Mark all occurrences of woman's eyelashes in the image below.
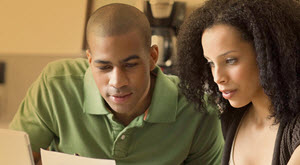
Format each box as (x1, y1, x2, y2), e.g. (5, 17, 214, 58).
(206, 58, 238, 68)
(226, 58, 238, 64)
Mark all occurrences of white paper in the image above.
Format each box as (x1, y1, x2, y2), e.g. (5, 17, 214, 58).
(41, 149, 116, 165)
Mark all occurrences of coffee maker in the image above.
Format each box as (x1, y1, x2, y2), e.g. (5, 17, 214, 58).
(144, 0, 186, 74)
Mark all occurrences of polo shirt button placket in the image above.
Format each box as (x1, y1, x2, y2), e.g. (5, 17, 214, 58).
(112, 134, 130, 158)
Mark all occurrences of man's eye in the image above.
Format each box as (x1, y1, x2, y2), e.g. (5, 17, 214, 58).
(125, 63, 137, 68)
(98, 65, 112, 70)
(226, 58, 237, 64)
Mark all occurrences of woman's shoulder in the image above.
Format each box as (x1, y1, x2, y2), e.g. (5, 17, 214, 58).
(282, 113, 300, 150)
(279, 113, 300, 164)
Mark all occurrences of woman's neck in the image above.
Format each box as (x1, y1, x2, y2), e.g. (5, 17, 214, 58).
(248, 90, 274, 127)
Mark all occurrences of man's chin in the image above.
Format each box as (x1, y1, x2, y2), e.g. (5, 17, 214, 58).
(107, 103, 131, 113)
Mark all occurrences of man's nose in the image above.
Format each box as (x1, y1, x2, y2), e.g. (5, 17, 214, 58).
(109, 67, 129, 89)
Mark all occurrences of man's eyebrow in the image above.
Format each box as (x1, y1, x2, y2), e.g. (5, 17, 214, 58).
(122, 55, 140, 62)
(94, 60, 111, 64)
(93, 55, 140, 64)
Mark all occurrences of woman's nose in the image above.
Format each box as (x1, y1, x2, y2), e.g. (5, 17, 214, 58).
(213, 66, 228, 84)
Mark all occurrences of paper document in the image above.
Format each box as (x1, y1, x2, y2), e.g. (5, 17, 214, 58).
(41, 149, 116, 165)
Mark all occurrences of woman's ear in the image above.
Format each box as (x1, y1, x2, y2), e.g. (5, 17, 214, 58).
(149, 45, 159, 70)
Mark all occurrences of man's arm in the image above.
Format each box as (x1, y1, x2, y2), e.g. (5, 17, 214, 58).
(9, 67, 55, 164)
(184, 109, 224, 165)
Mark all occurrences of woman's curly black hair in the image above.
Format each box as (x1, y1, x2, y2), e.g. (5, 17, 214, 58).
(176, 0, 300, 124)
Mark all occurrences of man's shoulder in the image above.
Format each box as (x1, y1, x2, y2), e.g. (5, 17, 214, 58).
(42, 58, 89, 78)
(163, 75, 213, 116)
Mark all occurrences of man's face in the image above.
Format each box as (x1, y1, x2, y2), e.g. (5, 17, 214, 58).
(87, 30, 157, 117)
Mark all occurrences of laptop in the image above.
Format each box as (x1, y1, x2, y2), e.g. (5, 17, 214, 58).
(0, 129, 34, 165)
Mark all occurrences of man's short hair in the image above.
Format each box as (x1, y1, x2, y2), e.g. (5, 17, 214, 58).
(86, 3, 151, 50)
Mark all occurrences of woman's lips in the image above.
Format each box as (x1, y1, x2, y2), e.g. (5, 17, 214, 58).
(110, 93, 132, 104)
(221, 90, 237, 99)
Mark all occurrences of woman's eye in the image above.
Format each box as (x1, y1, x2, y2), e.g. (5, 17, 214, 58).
(226, 58, 237, 64)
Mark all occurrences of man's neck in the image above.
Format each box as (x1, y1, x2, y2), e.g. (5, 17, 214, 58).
(114, 113, 140, 126)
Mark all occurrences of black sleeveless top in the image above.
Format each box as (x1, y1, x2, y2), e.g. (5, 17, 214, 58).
(221, 110, 300, 165)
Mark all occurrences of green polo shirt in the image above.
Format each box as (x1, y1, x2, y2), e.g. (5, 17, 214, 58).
(10, 58, 223, 165)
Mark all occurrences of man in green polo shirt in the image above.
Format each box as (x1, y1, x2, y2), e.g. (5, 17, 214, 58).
(9, 3, 223, 165)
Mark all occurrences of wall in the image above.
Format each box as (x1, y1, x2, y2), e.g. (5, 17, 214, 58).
(0, 0, 87, 55)
(0, 56, 68, 123)
(0, 0, 88, 128)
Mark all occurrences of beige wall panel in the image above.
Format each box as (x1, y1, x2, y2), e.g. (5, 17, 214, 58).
(91, 0, 141, 12)
(0, 0, 87, 56)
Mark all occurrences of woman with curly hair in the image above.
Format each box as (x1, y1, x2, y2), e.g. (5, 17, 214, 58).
(176, 0, 300, 164)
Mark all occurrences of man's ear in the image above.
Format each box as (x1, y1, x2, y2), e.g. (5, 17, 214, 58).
(86, 49, 92, 65)
(149, 45, 159, 71)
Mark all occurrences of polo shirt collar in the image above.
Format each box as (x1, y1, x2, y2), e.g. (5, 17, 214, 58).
(145, 67, 178, 123)
(83, 67, 110, 115)
(83, 66, 178, 123)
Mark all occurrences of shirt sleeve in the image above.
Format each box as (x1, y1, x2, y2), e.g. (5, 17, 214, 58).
(9, 69, 55, 152)
(184, 105, 224, 165)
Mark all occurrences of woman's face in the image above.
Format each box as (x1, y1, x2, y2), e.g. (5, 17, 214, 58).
(201, 24, 264, 108)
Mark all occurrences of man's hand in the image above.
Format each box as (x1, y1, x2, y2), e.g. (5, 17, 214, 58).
(33, 151, 42, 165)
